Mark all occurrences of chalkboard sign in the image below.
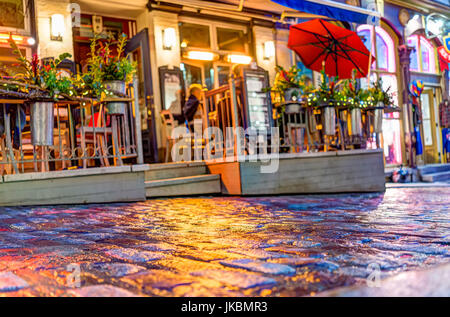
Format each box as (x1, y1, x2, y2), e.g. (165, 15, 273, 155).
(241, 65, 273, 132)
(159, 66, 185, 115)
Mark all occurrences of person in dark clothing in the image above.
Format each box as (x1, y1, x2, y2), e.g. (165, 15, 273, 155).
(183, 84, 203, 123)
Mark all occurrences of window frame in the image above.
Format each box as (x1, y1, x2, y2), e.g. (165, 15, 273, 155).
(357, 24, 403, 166)
(407, 34, 438, 74)
(0, 0, 32, 36)
(178, 16, 249, 55)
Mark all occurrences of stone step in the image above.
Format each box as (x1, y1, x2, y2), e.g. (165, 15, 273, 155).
(418, 164, 450, 176)
(144, 161, 207, 181)
(421, 171, 450, 183)
(145, 174, 221, 197)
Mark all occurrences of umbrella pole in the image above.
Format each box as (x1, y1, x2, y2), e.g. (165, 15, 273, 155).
(367, 26, 374, 85)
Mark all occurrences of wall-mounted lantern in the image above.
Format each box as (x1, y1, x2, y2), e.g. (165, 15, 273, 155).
(227, 54, 252, 64)
(185, 51, 218, 61)
(163, 27, 176, 50)
(264, 41, 275, 60)
(50, 14, 65, 41)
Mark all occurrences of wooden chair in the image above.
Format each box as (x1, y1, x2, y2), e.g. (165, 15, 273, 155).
(77, 104, 111, 168)
(160, 110, 178, 163)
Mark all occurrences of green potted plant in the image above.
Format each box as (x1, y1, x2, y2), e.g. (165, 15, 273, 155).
(272, 65, 310, 111)
(95, 34, 136, 115)
(73, 36, 106, 99)
(9, 38, 73, 146)
(308, 71, 340, 136)
(342, 78, 361, 136)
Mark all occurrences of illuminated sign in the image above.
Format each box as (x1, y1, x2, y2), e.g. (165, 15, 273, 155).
(444, 34, 450, 54)
(438, 46, 450, 63)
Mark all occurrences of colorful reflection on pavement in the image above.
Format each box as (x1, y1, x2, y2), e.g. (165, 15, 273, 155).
(0, 187, 449, 296)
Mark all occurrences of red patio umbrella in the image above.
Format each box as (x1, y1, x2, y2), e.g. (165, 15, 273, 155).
(288, 19, 374, 79)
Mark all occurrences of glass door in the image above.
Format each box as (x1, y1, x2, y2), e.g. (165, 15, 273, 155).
(420, 90, 438, 164)
(181, 61, 205, 91)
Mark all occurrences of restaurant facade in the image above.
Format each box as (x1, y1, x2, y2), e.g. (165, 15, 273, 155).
(0, 0, 449, 206)
(1, 0, 449, 167)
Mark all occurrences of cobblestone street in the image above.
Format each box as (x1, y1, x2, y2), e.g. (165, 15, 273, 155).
(0, 187, 449, 297)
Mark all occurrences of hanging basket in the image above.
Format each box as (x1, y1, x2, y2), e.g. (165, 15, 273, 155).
(308, 108, 318, 133)
(31, 101, 54, 146)
(350, 107, 362, 136)
(104, 80, 127, 115)
(373, 102, 384, 133)
(285, 103, 302, 113)
(322, 105, 336, 136)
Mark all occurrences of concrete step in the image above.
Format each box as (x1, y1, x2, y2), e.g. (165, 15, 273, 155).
(145, 174, 221, 197)
(144, 161, 207, 181)
(418, 164, 450, 176)
(421, 171, 450, 183)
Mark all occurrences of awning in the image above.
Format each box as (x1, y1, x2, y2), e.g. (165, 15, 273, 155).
(272, 0, 382, 25)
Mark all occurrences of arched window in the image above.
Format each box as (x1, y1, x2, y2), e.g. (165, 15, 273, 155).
(357, 25, 396, 73)
(357, 25, 402, 166)
(407, 35, 437, 73)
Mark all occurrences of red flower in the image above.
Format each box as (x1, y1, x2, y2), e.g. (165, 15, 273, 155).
(31, 54, 39, 77)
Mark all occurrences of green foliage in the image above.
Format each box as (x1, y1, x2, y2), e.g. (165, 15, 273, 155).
(271, 65, 313, 94)
(8, 37, 73, 99)
(72, 35, 106, 98)
(369, 78, 395, 106)
(341, 76, 370, 109)
(306, 70, 341, 107)
(75, 33, 137, 98)
(98, 33, 136, 83)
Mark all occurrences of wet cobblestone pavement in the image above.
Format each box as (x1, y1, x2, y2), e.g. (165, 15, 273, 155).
(0, 187, 449, 296)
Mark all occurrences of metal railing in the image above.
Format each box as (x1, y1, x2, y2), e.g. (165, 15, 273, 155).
(198, 81, 382, 160)
(0, 82, 143, 175)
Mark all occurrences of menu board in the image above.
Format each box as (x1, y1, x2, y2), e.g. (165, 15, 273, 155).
(159, 66, 184, 115)
(244, 72, 271, 131)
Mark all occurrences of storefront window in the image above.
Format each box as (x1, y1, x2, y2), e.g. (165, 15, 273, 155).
(181, 63, 203, 91)
(179, 22, 211, 49)
(217, 28, 246, 52)
(376, 33, 388, 71)
(217, 65, 230, 86)
(358, 25, 395, 72)
(407, 35, 437, 74)
(0, 0, 25, 29)
(408, 36, 419, 71)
